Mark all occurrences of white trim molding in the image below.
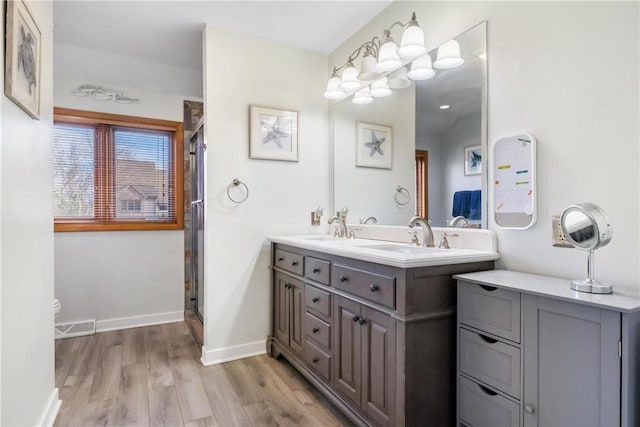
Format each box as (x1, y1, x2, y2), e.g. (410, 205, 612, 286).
(38, 388, 62, 427)
(200, 339, 267, 366)
(95, 310, 184, 332)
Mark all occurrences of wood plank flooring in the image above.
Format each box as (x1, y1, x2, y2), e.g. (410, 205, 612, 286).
(54, 322, 353, 426)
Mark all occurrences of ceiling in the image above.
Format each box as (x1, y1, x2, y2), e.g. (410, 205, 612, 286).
(53, 1, 393, 71)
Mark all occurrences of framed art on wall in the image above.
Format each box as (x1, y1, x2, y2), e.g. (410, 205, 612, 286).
(4, 0, 42, 120)
(464, 145, 482, 176)
(249, 104, 299, 161)
(356, 121, 392, 169)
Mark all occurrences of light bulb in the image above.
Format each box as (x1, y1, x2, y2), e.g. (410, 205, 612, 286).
(339, 62, 360, 90)
(407, 54, 435, 80)
(324, 76, 345, 100)
(352, 87, 374, 104)
(398, 24, 425, 59)
(434, 39, 464, 69)
(370, 77, 392, 98)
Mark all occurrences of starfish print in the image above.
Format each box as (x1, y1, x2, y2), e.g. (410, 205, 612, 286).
(364, 130, 385, 157)
(469, 151, 481, 168)
(261, 117, 290, 148)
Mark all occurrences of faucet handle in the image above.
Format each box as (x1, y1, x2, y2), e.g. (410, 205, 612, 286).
(409, 231, 420, 246)
(438, 232, 459, 249)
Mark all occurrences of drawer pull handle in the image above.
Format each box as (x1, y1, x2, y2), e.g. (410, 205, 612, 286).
(312, 327, 320, 334)
(353, 315, 361, 322)
(313, 268, 321, 274)
(358, 318, 366, 325)
(292, 261, 299, 266)
(339, 276, 348, 283)
(284, 283, 291, 289)
(478, 333, 498, 344)
(312, 358, 319, 364)
(479, 284, 498, 292)
(278, 257, 285, 262)
(524, 405, 535, 414)
(370, 284, 379, 292)
(478, 384, 498, 396)
(312, 297, 320, 303)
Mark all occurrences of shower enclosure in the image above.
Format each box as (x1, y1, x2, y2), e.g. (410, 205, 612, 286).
(189, 122, 205, 322)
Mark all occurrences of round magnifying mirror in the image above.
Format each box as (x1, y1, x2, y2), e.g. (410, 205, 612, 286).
(560, 203, 612, 294)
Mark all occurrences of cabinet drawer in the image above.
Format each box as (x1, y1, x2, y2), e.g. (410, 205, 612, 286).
(275, 249, 304, 276)
(305, 257, 330, 285)
(306, 285, 331, 317)
(332, 263, 395, 309)
(459, 376, 520, 427)
(459, 328, 521, 399)
(303, 340, 331, 382)
(305, 312, 330, 349)
(458, 281, 521, 343)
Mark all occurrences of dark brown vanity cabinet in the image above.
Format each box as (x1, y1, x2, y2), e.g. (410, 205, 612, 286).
(269, 242, 494, 427)
(274, 271, 304, 356)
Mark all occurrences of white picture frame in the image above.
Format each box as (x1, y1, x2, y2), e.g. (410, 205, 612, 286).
(249, 104, 299, 162)
(356, 122, 392, 169)
(464, 145, 482, 176)
(4, 0, 41, 120)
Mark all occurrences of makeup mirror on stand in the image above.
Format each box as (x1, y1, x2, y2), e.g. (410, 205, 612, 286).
(560, 202, 613, 294)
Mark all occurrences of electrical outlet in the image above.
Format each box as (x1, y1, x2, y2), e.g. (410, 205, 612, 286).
(552, 215, 573, 248)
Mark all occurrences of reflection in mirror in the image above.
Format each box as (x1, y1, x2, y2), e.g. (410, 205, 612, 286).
(331, 21, 487, 226)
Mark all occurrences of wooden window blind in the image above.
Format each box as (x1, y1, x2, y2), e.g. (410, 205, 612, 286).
(53, 108, 184, 232)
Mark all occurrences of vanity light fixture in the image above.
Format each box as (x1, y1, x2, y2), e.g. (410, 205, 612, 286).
(407, 53, 435, 80)
(433, 39, 465, 69)
(324, 12, 430, 102)
(352, 87, 374, 104)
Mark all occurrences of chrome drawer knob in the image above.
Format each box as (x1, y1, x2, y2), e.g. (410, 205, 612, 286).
(312, 328, 319, 334)
(525, 405, 535, 414)
(312, 297, 319, 303)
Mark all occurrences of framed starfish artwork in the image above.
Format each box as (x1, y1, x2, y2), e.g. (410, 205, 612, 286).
(4, 0, 41, 120)
(464, 145, 482, 176)
(356, 122, 392, 169)
(249, 104, 299, 161)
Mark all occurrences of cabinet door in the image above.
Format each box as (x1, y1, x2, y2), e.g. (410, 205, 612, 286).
(289, 279, 304, 355)
(361, 306, 396, 427)
(523, 295, 620, 427)
(274, 272, 290, 346)
(333, 295, 362, 406)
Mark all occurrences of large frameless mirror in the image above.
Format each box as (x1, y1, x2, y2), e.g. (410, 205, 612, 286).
(561, 202, 613, 294)
(331, 21, 487, 227)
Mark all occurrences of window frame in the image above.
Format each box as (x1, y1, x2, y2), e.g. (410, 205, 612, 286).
(415, 149, 428, 218)
(53, 107, 184, 232)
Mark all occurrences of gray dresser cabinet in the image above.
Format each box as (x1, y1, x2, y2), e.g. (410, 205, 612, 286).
(269, 242, 494, 427)
(456, 270, 640, 427)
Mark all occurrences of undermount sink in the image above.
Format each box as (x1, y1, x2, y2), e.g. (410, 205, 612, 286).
(358, 244, 444, 254)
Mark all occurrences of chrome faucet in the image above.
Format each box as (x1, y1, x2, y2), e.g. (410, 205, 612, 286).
(360, 216, 377, 224)
(408, 215, 435, 247)
(448, 216, 469, 228)
(328, 215, 348, 238)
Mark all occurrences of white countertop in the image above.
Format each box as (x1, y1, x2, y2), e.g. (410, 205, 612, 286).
(454, 270, 640, 313)
(268, 235, 500, 269)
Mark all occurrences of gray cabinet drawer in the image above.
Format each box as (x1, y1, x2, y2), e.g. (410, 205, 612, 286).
(306, 285, 331, 317)
(304, 339, 331, 382)
(305, 257, 330, 285)
(459, 376, 520, 427)
(275, 248, 304, 276)
(459, 328, 521, 399)
(305, 311, 330, 349)
(332, 263, 395, 309)
(458, 281, 521, 343)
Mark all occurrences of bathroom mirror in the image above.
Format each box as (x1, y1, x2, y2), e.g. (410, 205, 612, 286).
(331, 21, 487, 227)
(561, 202, 613, 294)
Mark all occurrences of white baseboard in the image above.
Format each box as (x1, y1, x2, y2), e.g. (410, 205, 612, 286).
(200, 339, 267, 366)
(95, 310, 184, 332)
(37, 388, 62, 427)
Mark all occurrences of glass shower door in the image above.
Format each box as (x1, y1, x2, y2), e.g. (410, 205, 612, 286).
(190, 125, 205, 322)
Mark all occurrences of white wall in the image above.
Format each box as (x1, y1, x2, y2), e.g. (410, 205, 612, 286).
(333, 1, 639, 289)
(1, 1, 60, 425)
(333, 88, 415, 224)
(53, 42, 200, 327)
(202, 26, 330, 362)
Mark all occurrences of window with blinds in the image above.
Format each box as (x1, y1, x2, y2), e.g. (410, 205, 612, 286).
(52, 108, 184, 232)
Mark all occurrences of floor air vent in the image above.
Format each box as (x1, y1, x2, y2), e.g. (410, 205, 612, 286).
(55, 319, 96, 339)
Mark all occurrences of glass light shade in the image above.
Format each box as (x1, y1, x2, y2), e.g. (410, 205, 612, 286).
(387, 66, 411, 89)
(377, 40, 402, 72)
(397, 25, 426, 59)
(358, 53, 382, 81)
(407, 54, 435, 80)
(339, 64, 360, 90)
(370, 77, 392, 98)
(352, 87, 374, 104)
(324, 76, 345, 100)
(433, 39, 465, 69)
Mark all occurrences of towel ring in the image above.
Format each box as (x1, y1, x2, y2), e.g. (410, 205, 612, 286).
(395, 186, 410, 206)
(227, 179, 249, 204)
